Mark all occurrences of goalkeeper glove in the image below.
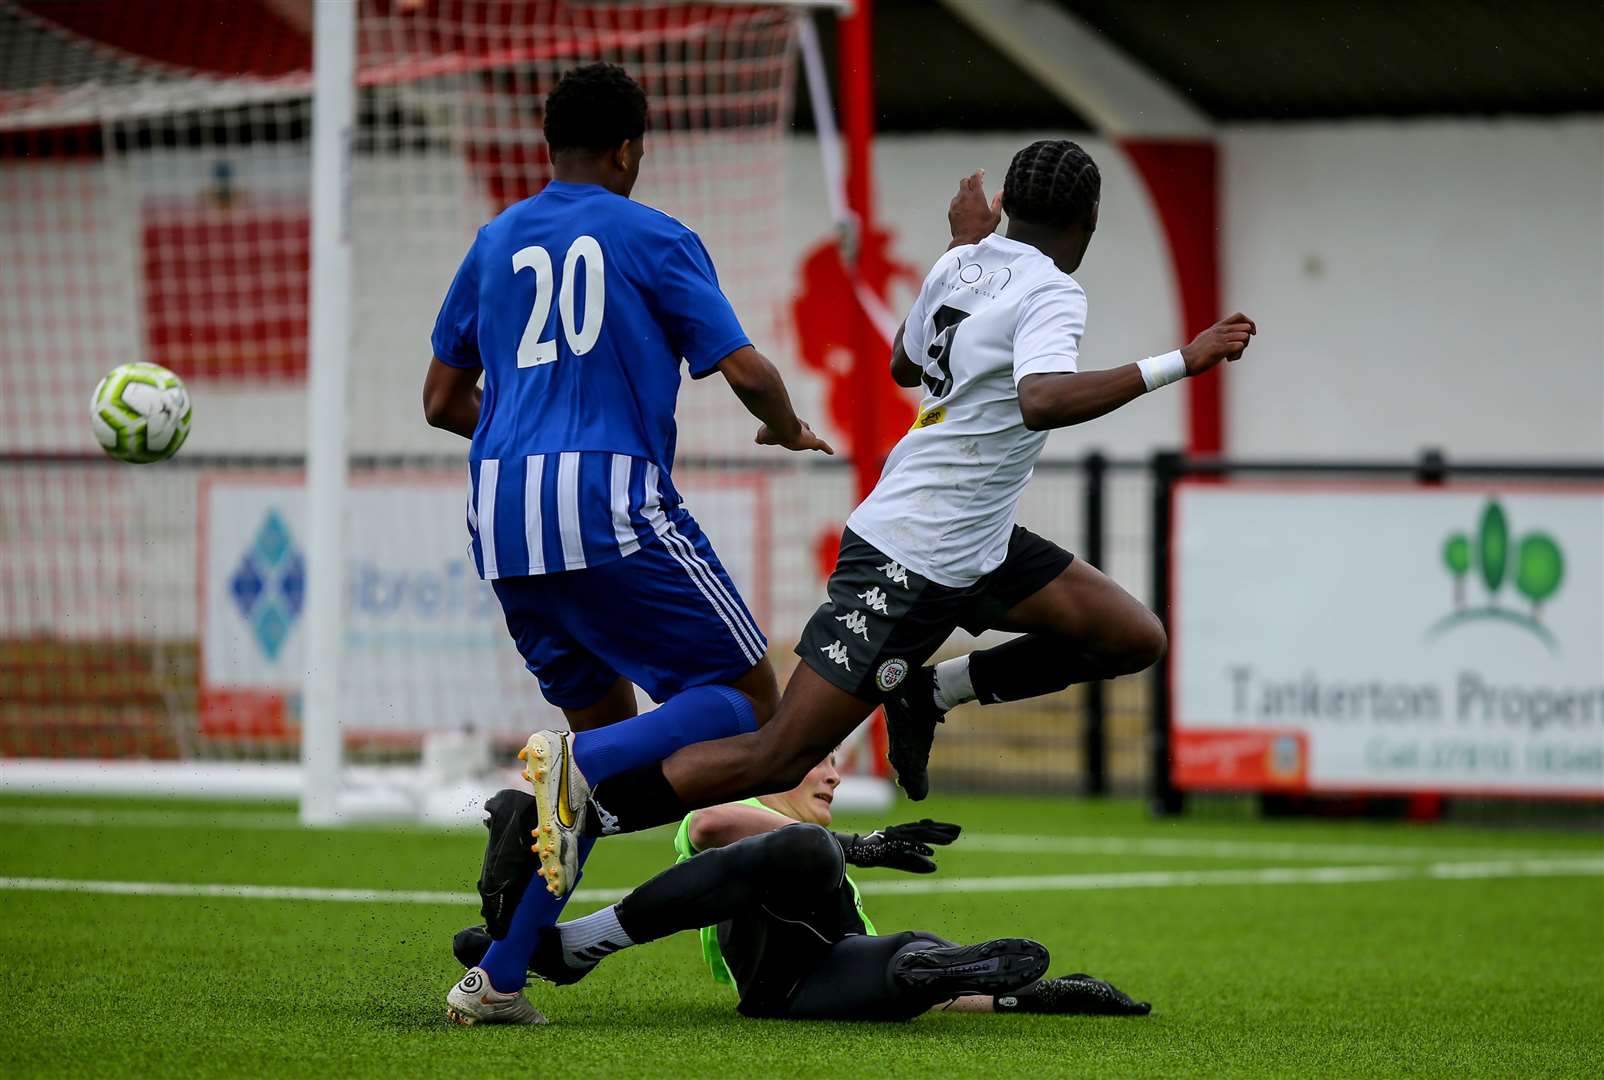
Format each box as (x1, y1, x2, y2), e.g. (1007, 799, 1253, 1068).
(835, 818, 962, 874)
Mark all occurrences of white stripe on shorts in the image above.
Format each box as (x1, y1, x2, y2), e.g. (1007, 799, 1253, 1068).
(523, 455, 546, 574)
(476, 458, 500, 579)
(638, 463, 671, 539)
(662, 523, 766, 661)
(666, 523, 766, 656)
(609, 454, 641, 558)
(556, 451, 585, 570)
(658, 529, 762, 667)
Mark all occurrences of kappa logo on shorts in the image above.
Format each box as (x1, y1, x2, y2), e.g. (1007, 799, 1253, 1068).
(876, 658, 910, 691)
(822, 640, 853, 670)
(877, 561, 910, 588)
(858, 586, 890, 614)
(836, 609, 871, 639)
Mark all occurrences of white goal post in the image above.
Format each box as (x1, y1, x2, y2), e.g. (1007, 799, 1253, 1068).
(302, 0, 356, 825)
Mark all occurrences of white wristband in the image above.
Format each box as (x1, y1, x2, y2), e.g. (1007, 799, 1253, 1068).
(1137, 349, 1187, 392)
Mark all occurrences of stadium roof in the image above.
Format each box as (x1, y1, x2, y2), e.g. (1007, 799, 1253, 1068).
(809, 0, 1604, 132)
(1057, 0, 1604, 121)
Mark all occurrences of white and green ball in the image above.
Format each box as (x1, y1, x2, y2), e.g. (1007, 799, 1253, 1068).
(90, 362, 192, 464)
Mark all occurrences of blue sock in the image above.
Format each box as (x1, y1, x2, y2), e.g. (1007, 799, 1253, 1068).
(479, 834, 596, 992)
(571, 684, 757, 785)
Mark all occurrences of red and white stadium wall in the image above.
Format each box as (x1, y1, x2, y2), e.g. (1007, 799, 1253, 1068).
(14, 128, 1594, 465)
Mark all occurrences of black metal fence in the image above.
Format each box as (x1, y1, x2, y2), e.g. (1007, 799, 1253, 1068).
(926, 452, 1154, 796)
(4, 446, 1598, 811)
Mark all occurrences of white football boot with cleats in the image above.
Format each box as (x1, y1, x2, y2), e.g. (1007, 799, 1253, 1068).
(445, 966, 547, 1026)
(518, 729, 590, 898)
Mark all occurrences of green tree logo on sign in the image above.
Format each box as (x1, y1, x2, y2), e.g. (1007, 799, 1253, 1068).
(1430, 499, 1565, 652)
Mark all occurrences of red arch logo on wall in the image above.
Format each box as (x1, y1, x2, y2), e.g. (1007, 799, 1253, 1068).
(791, 223, 919, 582)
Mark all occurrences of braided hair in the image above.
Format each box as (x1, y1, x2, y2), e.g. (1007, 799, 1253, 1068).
(543, 63, 648, 155)
(1002, 140, 1100, 229)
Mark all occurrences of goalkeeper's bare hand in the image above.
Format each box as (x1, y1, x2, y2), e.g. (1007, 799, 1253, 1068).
(838, 818, 962, 874)
(948, 169, 1003, 248)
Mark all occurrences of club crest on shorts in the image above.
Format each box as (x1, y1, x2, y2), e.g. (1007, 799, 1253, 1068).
(875, 657, 910, 691)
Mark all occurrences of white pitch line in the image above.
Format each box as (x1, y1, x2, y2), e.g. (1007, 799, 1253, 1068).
(958, 832, 1600, 864)
(0, 877, 487, 906)
(0, 808, 313, 832)
(0, 877, 633, 906)
(0, 806, 667, 840)
(857, 857, 1604, 896)
(1, 858, 1599, 908)
(2, 807, 1593, 865)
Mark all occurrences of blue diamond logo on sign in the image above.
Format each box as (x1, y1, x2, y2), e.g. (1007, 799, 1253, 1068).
(229, 557, 264, 616)
(253, 510, 293, 568)
(230, 510, 304, 661)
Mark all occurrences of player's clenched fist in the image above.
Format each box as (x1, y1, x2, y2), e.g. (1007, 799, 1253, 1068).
(1180, 312, 1257, 375)
(948, 168, 1004, 248)
(754, 419, 834, 455)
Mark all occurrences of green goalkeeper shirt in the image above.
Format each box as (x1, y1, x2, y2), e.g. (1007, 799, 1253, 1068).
(672, 799, 877, 986)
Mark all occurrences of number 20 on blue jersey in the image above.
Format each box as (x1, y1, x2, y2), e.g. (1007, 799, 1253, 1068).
(513, 235, 606, 368)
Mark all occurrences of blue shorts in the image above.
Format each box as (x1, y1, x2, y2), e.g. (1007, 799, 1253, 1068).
(491, 508, 768, 709)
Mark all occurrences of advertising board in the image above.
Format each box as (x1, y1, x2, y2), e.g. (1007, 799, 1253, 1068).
(1171, 483, 1603, 798)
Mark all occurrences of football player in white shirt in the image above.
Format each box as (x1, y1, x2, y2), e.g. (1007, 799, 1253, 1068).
(535, 139, 1256, 837)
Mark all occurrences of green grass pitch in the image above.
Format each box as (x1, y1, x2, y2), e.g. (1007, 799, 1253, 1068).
(1, 791, 1600, 1078)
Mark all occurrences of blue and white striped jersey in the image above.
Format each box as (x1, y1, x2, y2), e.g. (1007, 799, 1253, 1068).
(431, 181, 750, 579)
(467, 451, 681, 578)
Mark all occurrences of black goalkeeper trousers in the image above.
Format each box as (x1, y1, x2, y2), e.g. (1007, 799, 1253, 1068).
(614, 822, 955, 1021)
(776, 929, 957, 1022)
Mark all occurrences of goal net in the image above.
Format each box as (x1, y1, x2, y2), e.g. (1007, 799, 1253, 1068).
(0, 0, 889, 818)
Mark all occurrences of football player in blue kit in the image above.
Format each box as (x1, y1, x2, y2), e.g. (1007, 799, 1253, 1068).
(422, 62, 830, 1024)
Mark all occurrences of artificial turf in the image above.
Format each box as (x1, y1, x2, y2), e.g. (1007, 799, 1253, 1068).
(0, 792, 1600, 1078)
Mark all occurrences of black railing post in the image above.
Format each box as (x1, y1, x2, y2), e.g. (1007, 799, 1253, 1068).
(1082, 450, 1108, 795)
(1149, 450, 1184, 816)
(1417, 446, 1447, 485)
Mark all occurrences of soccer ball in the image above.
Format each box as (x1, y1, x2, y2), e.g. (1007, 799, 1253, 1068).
(90, 362, 193, 464)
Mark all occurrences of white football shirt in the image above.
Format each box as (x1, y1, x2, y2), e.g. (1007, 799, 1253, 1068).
(846, 233, 1086, 588)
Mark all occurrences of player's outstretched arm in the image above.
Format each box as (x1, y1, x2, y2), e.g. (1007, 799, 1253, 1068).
(686, 802, 796, 851)
(422, 357, 482, 439)
(718, 345, 834, 454)
(1017, 312, 1257, 430)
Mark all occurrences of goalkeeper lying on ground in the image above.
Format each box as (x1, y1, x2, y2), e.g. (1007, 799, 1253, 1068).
(450, 754, 1150, 1023)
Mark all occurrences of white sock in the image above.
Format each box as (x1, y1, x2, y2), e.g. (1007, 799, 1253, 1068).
(557, 904, 634, 967)
(931, 656, 975, 711)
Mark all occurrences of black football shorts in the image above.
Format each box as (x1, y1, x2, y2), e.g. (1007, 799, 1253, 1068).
(795, 525, 1073, 702)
